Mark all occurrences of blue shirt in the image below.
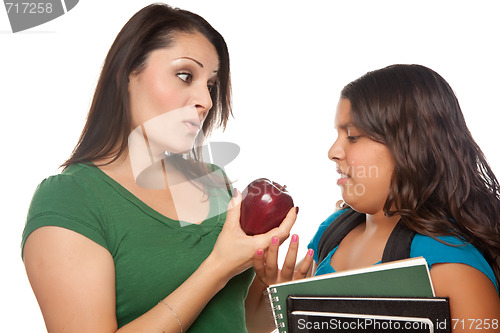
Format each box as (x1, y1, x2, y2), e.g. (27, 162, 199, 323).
(308, 209, 498, 292)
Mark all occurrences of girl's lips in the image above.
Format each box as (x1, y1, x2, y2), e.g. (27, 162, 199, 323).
(336, 169, 351, 186)
(337, 174, 351, 186)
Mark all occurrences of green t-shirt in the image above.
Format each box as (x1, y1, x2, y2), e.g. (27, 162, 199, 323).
(22, 163, 254, 331)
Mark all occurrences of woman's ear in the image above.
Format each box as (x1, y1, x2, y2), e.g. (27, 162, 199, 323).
(127, 70, 140, 93)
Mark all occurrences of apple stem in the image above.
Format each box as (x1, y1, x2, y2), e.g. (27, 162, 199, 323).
(280, 185, 287, 191)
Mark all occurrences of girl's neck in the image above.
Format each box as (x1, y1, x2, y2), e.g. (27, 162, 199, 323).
(365, 211, 400, 235)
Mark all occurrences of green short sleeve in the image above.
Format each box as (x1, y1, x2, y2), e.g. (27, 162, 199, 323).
(22, 170, 109, 257)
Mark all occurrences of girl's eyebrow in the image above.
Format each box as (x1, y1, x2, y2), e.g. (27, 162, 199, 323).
(335, 122, 356, 130)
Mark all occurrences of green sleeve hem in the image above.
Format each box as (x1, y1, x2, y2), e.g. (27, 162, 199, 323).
(21, 212, 109, 259)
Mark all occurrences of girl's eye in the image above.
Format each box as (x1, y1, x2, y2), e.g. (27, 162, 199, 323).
(347, 135, 361, 143)
(177, 72, 192, 83)
(346, 127, 362, 142)
(208, 82, 215, 92)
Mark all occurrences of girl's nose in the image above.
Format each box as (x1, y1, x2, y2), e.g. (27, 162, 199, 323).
(328, 137, 344, 161)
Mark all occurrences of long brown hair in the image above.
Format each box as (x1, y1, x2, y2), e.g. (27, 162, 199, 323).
(341, 64, 500, 287)
(62, 3, 232, 178)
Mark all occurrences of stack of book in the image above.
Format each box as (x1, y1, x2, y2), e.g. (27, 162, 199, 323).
(267, 257, 450, 333)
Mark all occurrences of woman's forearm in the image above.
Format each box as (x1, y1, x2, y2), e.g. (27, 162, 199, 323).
(117, 254, 232, 333)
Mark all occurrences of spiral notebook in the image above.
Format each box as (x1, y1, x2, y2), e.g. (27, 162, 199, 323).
(267, 257, 435, 333)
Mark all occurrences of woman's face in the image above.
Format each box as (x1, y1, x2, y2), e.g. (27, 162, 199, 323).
(128, 31, 219, 155)
(328, 98, 395, 215)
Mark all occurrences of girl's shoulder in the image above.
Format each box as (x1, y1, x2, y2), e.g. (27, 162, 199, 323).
(411, 233, 497, 291)
(308, 209, 350, 262)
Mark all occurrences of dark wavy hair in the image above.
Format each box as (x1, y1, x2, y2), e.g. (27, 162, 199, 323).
(62, 3, 232, 184)
(341, 64, 500, 287)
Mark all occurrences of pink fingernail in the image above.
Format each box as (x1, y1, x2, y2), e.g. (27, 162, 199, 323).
(272, 236, 279, 244)
(291, 234, 298, 243)
(308, 249, 314, 256)
(257, 249, 263, 256)
(232, 188, 239, 198)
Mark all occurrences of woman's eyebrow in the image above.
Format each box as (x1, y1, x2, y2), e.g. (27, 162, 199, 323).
(176, 57, 219, 74)
(177, 56, 204, 68)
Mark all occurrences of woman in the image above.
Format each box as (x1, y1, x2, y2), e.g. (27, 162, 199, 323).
(255, 64, 500, 332)
(21, 4, 296, 332)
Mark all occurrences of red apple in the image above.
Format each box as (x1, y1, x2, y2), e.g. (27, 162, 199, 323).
(240, 178, 294, 235)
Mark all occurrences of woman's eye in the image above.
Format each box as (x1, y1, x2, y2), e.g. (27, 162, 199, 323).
(208, 82, 215, 92)
(177, 72, 192, 83)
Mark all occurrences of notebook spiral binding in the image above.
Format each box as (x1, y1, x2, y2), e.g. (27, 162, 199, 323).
(269, 287, 287, 332)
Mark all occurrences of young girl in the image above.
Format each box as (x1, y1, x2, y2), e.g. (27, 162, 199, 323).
(21, 4, 296, 332)
(255, 64, 500, 332)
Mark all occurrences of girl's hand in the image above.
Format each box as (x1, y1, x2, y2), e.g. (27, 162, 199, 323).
(253, 233, 314, 287)
(208, 190, 298, 280)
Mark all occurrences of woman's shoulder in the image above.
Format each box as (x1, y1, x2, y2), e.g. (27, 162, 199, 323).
(32, 164, 102, 198)
(23, 163, 111, 255)
(27, 164, 108, 220)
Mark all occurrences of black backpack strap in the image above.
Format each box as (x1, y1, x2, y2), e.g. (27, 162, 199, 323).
(317, 208, 417, 264)
(381, 221, 416, 263)
(317, 208, 365, 263)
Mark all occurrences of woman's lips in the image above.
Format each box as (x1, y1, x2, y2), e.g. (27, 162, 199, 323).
(184, 120, 201, 134)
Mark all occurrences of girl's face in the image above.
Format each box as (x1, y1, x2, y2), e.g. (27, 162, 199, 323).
(328, 98, 395, 215)
(128, 31, 219, 155)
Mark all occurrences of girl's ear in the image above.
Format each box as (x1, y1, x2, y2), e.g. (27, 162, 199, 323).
(335, 200, 349, 211)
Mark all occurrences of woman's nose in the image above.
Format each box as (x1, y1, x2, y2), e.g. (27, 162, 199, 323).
(192, 85, 213, 120)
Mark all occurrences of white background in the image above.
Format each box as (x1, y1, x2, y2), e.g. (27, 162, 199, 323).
(1, 0, 499, 331)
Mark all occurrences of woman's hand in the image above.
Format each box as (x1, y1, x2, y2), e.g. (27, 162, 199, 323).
(208, 189, 298, 280)
(253, 233, 314, 287)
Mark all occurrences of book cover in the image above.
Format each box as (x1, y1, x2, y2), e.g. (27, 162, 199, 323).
(286, 295, 450, 333)
(267, 257, 434, 333)
(288, 310, 436, 333)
